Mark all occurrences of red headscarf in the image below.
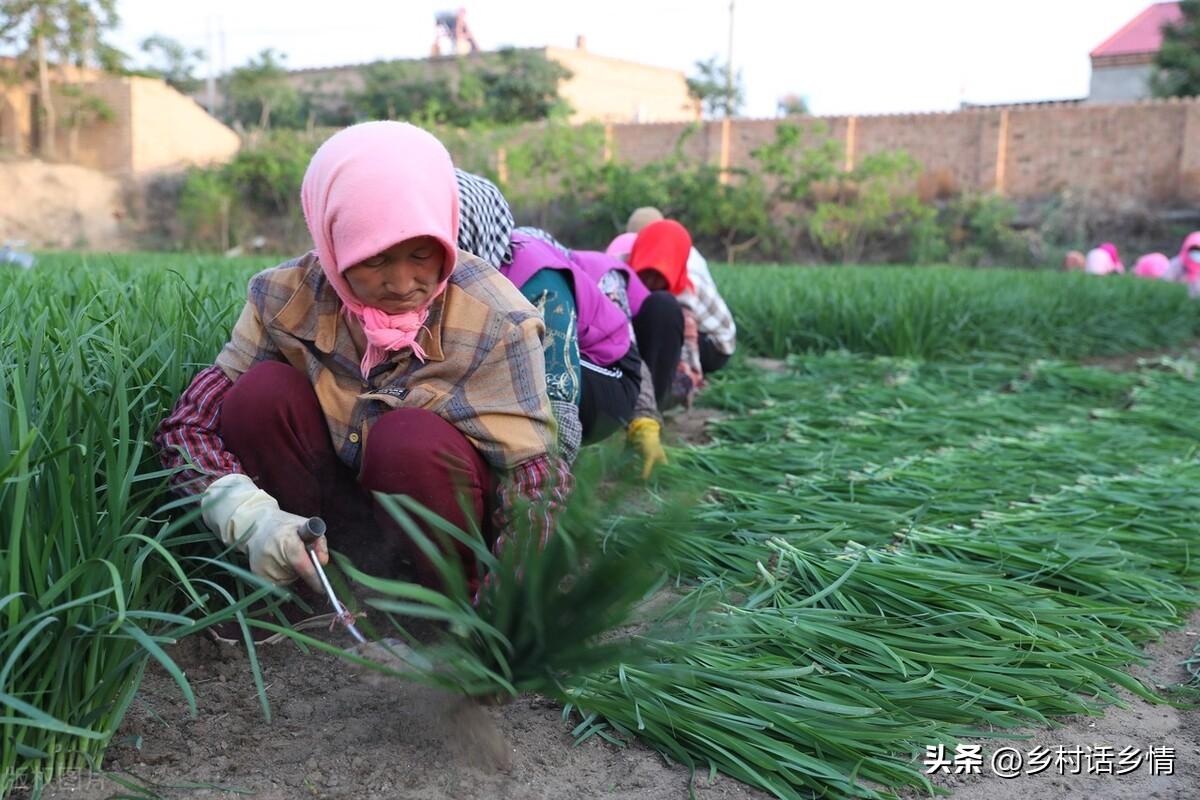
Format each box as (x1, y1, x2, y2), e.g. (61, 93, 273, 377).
(629, 219, 694, 296)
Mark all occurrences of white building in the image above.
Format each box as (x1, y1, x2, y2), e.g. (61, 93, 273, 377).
(1088, 2, 1183, 103)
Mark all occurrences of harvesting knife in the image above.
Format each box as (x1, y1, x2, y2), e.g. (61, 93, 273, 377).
(298, 517, 367, 644)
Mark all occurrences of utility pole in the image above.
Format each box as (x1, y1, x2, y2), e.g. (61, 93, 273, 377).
(205, 16, 216, 114)
(719, 0, 736, 185)
(725, 0, 735, 118)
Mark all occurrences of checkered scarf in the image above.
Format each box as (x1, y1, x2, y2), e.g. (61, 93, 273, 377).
(455, 169, 514, 269)
(514, 226, 571, 257)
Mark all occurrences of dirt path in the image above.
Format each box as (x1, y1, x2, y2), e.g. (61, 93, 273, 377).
(35, 625, 767, 800)
(38, 607, 1198, 800)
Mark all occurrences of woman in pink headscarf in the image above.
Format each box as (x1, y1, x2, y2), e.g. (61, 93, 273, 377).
(1134, 253, 1171, 280)
(155, 122, 563, 627)
(1178, 232, 1200, 297)
(1085, 242, 1125, 275)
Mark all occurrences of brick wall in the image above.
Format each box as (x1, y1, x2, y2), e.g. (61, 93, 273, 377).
(604, 98, 1200, 205)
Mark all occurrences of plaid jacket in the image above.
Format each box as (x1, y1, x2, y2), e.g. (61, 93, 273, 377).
(215, 249, 555, 470)
(681, 248, 737, 356)
(156, 250, 568, 543)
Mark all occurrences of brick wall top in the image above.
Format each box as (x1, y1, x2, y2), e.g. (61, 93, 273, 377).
(603, 100, 1200, 204)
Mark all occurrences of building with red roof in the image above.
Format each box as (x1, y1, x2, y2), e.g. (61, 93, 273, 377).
(1088, 2, 1184, 102)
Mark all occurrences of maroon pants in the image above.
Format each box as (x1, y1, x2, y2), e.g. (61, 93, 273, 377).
(220, 361, 495, 588)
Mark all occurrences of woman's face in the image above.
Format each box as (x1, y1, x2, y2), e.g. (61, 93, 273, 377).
(639, 268, 668, 292)
(344, 236, 445, 314)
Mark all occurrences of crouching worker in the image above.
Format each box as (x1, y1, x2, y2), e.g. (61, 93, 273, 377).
(454, 170, 640, 462)
(617, 219, 737, 409)
(154, 122, 567, 605)
(482, 214, 670, 479)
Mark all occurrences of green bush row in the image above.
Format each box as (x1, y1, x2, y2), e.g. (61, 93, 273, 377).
(168, 121, 1092, 266)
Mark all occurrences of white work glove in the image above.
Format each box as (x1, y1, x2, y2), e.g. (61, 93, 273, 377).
(200, 473, 327, 592)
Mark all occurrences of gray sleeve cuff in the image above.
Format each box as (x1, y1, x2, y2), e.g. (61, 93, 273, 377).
(632, 359, 662, 423)
(550, 399, 583, 465)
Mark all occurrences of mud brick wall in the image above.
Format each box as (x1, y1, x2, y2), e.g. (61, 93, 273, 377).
(605, 98, 1200, 204)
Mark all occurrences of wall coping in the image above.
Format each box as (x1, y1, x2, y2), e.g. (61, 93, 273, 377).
(606, 97, 1200, 128)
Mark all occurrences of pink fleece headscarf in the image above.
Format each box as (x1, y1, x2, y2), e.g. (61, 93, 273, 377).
(1099, 242, 1125, 273)
(605, 232, 637, 261)
(1180, 232, 1200, 284)
(300, 121, 459, 378)
(1086, 243, 1124, 275)
(1134, 253, 1170, 280)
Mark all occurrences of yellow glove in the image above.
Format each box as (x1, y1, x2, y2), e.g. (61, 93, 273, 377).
(627, 417, 668, 480)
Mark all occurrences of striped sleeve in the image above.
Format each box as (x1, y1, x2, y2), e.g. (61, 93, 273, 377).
(683, 277, 737, 356)
(632, 357, 661, 423)
(491, 454, 574, 553)
(154, 366, 245, 497)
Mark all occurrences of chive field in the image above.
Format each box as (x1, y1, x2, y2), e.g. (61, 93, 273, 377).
(4, 254, 1200, 799)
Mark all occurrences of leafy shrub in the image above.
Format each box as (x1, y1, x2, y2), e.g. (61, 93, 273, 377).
(939, 193, 1033, 267)
(177, 168, 236, 251)
(164, 116, 1081, 268)
(176, 131, 317, 250)
(344, 49, 571, 129)
(806, 152, 934, 263)
(750, 124, 935, 263)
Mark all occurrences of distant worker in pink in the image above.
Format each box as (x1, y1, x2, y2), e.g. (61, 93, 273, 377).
(1084, 243, 1124, 276)
(608, 207, 737, 408)
(1179, 232, 1200, 298)
(1062, 250, 1086, 272)
(1133, 253, 1171, 280)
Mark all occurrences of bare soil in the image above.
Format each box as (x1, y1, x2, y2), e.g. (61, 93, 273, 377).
(0, 159, 128, 250)
(664, 405, 726, 446)
(35, 624, 767, 800)
(36, 607, 1199, 800)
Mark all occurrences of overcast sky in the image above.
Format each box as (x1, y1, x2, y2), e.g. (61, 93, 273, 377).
(108, 0, 1157, 117)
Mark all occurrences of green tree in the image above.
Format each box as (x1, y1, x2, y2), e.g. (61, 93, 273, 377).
(1153, 1, 1200, 97)
(57, 81, 111, 159)
(686, 55, 744, 118)
(355, 59, 453, 122)
(224, 48, 298, 130)
(352, 49, 569, 127)
(476, 48, 571, 124)
(777, 93, 809, 116)
(0, 0, 119, 158)
(139, 33, 204, 93)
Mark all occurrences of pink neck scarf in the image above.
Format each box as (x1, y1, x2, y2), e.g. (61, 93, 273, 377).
(300, 121, 460, 377)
